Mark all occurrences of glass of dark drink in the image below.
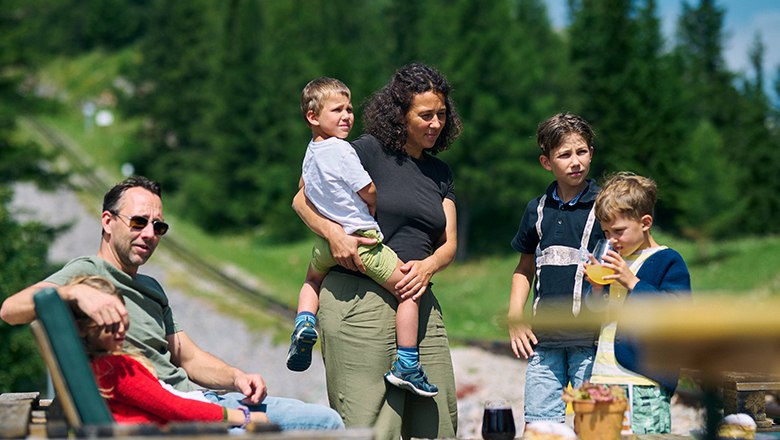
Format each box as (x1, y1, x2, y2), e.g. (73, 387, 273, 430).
(481, 399, 516, 440)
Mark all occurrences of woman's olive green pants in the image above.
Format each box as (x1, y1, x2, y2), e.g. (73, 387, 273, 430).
(318, 271, 458, 440)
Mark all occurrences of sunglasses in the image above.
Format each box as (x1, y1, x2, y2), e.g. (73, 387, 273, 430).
(111, 212, 169, 236)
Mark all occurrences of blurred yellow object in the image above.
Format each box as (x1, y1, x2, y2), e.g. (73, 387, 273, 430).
(512, 295, 780, 378)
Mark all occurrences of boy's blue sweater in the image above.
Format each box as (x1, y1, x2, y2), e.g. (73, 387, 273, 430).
(614, 247, 691, 393)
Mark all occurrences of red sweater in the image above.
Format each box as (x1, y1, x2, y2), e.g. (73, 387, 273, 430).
(90, 354, 224, 425)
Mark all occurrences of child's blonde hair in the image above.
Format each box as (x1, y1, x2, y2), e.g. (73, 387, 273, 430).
(67, 275, 156, 397)
(595, 172, 657, 223)
(300, 77, 351, 125)
(67, 275, 125, 356)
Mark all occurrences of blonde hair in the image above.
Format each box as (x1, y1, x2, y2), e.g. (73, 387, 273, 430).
(300, 77, 351, 124)
(67, 275, 156, 397)
(67, 275, 125, 348)
(595, 172, 657, 223)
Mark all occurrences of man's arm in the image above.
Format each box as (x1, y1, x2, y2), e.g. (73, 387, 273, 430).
(291, 186, 374, 272)
(167, 331, 267, 404)
(507, 253, 537, 359)
(1, 281, 128, 333)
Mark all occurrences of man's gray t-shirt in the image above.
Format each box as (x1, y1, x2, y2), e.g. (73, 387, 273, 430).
(45, 256, 199, 391)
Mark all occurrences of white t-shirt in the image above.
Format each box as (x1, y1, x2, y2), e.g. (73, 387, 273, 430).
(302, 137, 381, 235)
(159, 381, 210, 402)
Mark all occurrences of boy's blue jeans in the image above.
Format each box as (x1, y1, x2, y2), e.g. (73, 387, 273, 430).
(204, 391, 344, 431)
(524, 345, 595, 423)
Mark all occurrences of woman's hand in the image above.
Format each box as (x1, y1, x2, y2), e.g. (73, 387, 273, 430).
(396, 256, 438, 300)
(291, 185, 376, 273)
(330, 233, 376, 273)
(395, 198, 457, 300)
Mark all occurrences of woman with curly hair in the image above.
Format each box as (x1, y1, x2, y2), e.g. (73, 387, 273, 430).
(292, 63, 463, 439)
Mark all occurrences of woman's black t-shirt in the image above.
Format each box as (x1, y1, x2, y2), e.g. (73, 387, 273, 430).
(348, 134, 455, 263)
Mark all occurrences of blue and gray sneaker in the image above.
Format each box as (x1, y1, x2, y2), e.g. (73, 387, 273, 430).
(383, 358, 439, 397)
(286, 322, 318, 372)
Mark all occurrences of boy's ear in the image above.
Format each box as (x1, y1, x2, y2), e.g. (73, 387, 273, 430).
(305, 109, 320, 127)
(641, 214, 653, 231)
(539, 154, 552, 171)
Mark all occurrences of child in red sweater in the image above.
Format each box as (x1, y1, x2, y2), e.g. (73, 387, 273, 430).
(68, 275, 270, 428)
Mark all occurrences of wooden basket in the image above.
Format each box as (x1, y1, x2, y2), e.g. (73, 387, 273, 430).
(572, 400, 627, 440)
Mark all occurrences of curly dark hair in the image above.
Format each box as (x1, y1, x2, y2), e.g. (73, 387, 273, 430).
(362, 63, 462, 155)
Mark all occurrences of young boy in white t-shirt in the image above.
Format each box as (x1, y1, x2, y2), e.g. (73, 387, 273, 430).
(286, 77, 437, 397)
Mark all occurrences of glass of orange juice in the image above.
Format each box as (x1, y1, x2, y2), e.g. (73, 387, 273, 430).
(586, 239, 616, 285)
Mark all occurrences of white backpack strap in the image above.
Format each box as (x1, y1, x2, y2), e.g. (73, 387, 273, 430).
(572, 204, 597, 316)
(535, 194, 546, 240)
(531, 195, 546, 315)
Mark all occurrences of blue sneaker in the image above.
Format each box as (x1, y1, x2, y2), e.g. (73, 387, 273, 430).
(286, 322, 318, 372)
(384, 358, 438, 397)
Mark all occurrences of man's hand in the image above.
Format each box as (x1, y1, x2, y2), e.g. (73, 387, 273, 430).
(509, 320, 537, 359)
(66, 284, 129, 334)
(234, 372, 267, 405)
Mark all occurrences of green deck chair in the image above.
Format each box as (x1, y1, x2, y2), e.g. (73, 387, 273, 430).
(31, 287, 114, 428)
(30, 288, 231, 437)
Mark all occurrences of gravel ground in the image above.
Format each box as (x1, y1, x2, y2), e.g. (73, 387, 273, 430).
(10, 182, 704, 437)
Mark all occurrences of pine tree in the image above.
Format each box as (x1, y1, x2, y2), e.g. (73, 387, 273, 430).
(404, 0, 567, 255)
(672, 120, 743, 253)
(123, 0, 221, 199)
(0, 2, 61, 392)
(568, 0, 639, 176)
(176, 0, 267, 232)
(733, 34, 780, 234)
(621, 0, 689, 229)
(672, 0, 767, 236)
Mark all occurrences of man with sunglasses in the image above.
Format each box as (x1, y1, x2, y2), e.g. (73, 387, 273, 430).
(1, 176, 344, 431)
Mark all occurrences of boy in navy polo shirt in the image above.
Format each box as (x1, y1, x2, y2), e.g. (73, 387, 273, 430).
(507, 113, 604, 427)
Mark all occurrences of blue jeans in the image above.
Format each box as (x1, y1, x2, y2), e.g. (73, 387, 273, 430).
(203, 391, 344, 431)
(524, 345, 595, 423)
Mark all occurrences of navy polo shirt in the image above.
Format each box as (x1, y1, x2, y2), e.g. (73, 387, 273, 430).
(511, 179, 604, 347)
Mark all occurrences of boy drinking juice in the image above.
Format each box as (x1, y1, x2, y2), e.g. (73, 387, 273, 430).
(586, 172, 691, 434)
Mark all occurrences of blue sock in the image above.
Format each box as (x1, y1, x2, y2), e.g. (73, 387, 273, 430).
(397, 346, 419, 368)
(295, 312, 316, 328)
